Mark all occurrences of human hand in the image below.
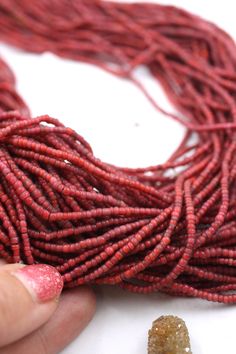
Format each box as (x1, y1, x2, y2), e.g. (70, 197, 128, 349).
(0, 261, 96, 354)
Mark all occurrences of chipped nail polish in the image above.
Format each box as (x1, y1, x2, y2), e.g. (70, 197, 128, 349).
(13, 264, 63, 302)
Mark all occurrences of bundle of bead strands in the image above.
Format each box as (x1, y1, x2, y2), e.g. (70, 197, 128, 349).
(0, 1, 236, 304)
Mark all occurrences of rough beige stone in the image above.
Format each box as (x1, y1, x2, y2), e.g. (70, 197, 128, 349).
(148, 315, 192, 354)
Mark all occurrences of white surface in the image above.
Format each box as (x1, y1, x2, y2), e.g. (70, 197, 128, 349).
(0, 1, 236, 353)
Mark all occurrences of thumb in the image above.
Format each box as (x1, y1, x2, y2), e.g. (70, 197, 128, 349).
(0, 263, 63, 347)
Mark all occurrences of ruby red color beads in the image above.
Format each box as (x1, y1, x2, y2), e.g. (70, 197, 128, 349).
(0, 1, 236, 303)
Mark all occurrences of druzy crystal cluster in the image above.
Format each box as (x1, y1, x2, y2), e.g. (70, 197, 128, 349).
(148, 316, 192, 354)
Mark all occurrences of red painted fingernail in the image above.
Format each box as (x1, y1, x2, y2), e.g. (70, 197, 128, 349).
(13, 264, 63, 302)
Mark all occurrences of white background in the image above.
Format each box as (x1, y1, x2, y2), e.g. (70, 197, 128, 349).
(0, 1, 236, 353)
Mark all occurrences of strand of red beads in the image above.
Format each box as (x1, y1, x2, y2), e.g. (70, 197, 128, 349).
(0, 0, 236, 303)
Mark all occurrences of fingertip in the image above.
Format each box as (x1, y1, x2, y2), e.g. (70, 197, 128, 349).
(36, 285, 96, 353)
(13, 264, 63, 303)
(63, 286, 96, 325)
(0, 286, 96, 354)
(76, 286, 96, 320)
(0, 263, 61, 347)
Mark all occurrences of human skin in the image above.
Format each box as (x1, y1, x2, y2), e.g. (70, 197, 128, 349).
(0, 260, 96, 354)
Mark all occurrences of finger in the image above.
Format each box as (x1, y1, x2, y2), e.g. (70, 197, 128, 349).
(2, 286, 96, 354)
(0, 259, 7, 266)
(0, 264, 63, 347)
